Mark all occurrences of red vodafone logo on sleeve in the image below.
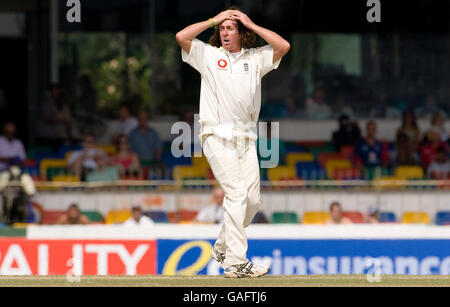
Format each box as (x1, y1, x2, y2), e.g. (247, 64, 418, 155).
(217, 59, 228, 70)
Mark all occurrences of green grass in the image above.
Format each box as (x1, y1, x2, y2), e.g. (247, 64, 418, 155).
(0, 275, 449, 287)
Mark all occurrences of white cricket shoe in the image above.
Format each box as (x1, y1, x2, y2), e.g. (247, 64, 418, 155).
(223, 261, 270, 278)
(211, 247, 226, 264)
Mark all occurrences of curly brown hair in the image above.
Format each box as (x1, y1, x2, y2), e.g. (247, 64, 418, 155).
(208, 6, 257, 49)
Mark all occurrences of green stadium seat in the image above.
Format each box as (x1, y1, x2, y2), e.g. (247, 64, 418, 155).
(81, 211, 104, 223)
(271, 212, 299, 224)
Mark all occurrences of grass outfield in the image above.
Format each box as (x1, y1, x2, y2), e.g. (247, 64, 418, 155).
(0, 275, 449, 287)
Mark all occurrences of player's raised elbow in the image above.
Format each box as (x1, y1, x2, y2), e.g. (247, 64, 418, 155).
(281, 41, 291, 56)
(175, 32, 184, 45)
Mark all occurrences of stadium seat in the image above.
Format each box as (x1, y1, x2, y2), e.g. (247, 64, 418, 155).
(168, 210, 198, 223)
(363, 167, 392, 180)
(342, 211, 364, 223)
(271, 212, 299, 224)
(267, 166, 297, 181)
(192, 156, 209, 170)
(105, 210, 132, 224)
(395, 166, 424, 180)
(435, 211, 450, 226)
(40, 159, 67, 181)
(81, 211, 104, 223)
(285, 152, 315, 166)
(172, 166, 207, 181)
(284, 142, 306, 153)
(379, 212, 397, 223)
(317, 153, 343, 167)
(302, 211, 330, 224)
(52, 175, 80, 182)
(42, 210, 66, 225)
(295, 162, 327, 180)
(333, 167, 361, 180)
(144, 211, 169, 223)
(402, 212, 430, 224)
(252, 211, 269, 224)
(325, 159, 352, 179)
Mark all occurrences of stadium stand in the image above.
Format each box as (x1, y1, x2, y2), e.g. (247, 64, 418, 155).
(379, 212, 397, 223)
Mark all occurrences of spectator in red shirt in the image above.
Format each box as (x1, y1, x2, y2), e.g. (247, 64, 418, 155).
(420, 128, 448, 169)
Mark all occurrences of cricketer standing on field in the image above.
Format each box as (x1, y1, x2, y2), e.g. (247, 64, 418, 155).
(176, 6, 290, 278)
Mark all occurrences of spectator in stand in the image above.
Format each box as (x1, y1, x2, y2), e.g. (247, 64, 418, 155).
(427, 146, 450, 179)
(416, 95, 447, 120)
(369, 93, 401, 118)
(283, 97, 303, 119)
(424, 112, 448, 144)
(110, 103, 138, 144)
(128, 110, 162, 162)
(123, 205, 155, 227)
(354, 121, 389, 170)
(195, 187, 224, 224)
(38, 84, 74, 148)
(56, 203, 91, 225)
(331, 114, 362, 152)
(364, 207, 379, 224)
(112, 134, 140, 178)
(0, 122, 26, 172)
(67, 133, 107, 180)
(397, 109, 421, 151)
(390, 131, 420, 167)
(325, 201, 352, 225)
(86, 152, 119, 182)
(305, 88, 332, 120)
(420, 128, 448, 169)
(333, 94, 355, 120)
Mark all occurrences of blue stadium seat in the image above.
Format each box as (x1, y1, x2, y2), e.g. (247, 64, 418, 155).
(435, 211, 450, 226)
(379, 212, 397, 223)
(57, 145, 82, 158)
(296, 162, 327, 180)
(161, 152, 192, 171)
(285, 143, 307, 154)
(144, 211, 169, 223)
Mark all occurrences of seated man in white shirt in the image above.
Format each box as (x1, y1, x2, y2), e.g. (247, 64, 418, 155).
(0, 122, 26, 172)
(123, 205, 155, 227)
(195, 187, 224, 224)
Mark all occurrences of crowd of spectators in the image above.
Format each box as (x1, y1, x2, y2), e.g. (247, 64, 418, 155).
(331, 109, 449, 178)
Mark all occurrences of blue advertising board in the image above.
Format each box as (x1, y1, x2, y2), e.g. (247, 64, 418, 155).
(157, 239, 450, 275)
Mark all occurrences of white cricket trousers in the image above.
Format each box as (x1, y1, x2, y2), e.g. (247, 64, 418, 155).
(202, 134, 261, 267)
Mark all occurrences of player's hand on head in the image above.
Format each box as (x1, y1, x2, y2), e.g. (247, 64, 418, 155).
(212, 10, 236, 26)
(229, 10, 255, 30)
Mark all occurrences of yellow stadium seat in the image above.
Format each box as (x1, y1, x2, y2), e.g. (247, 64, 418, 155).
(402, 212, 430, 224)
(395, 166, 424, 180)
(285, 153, 315, 166)
(192, 156, 209, 170)
(267, 166, 297, 181)
(105, 210, 132, 224)
(52, 175, 80, 182)
(303, 211, 330, 224)
(96, 145, 116, 155)
(172, 166, 207, 181)
(40, 159, 67, 180)
(325, 159, 352, 179)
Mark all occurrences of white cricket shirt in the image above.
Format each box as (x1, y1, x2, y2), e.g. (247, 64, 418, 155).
(181, 38, 281, 144)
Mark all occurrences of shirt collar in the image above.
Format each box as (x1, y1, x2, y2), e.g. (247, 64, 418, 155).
(219, 46, 249, 60)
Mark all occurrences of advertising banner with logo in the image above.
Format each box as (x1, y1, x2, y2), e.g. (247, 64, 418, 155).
(0, 239, 156, 275)
(157, 239, 450, 276)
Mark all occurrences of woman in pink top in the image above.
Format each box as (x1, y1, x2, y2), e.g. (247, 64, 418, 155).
(112, 134, 140, 177)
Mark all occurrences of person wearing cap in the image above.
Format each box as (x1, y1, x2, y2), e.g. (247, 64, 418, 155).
(123, 206, 155, 227)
